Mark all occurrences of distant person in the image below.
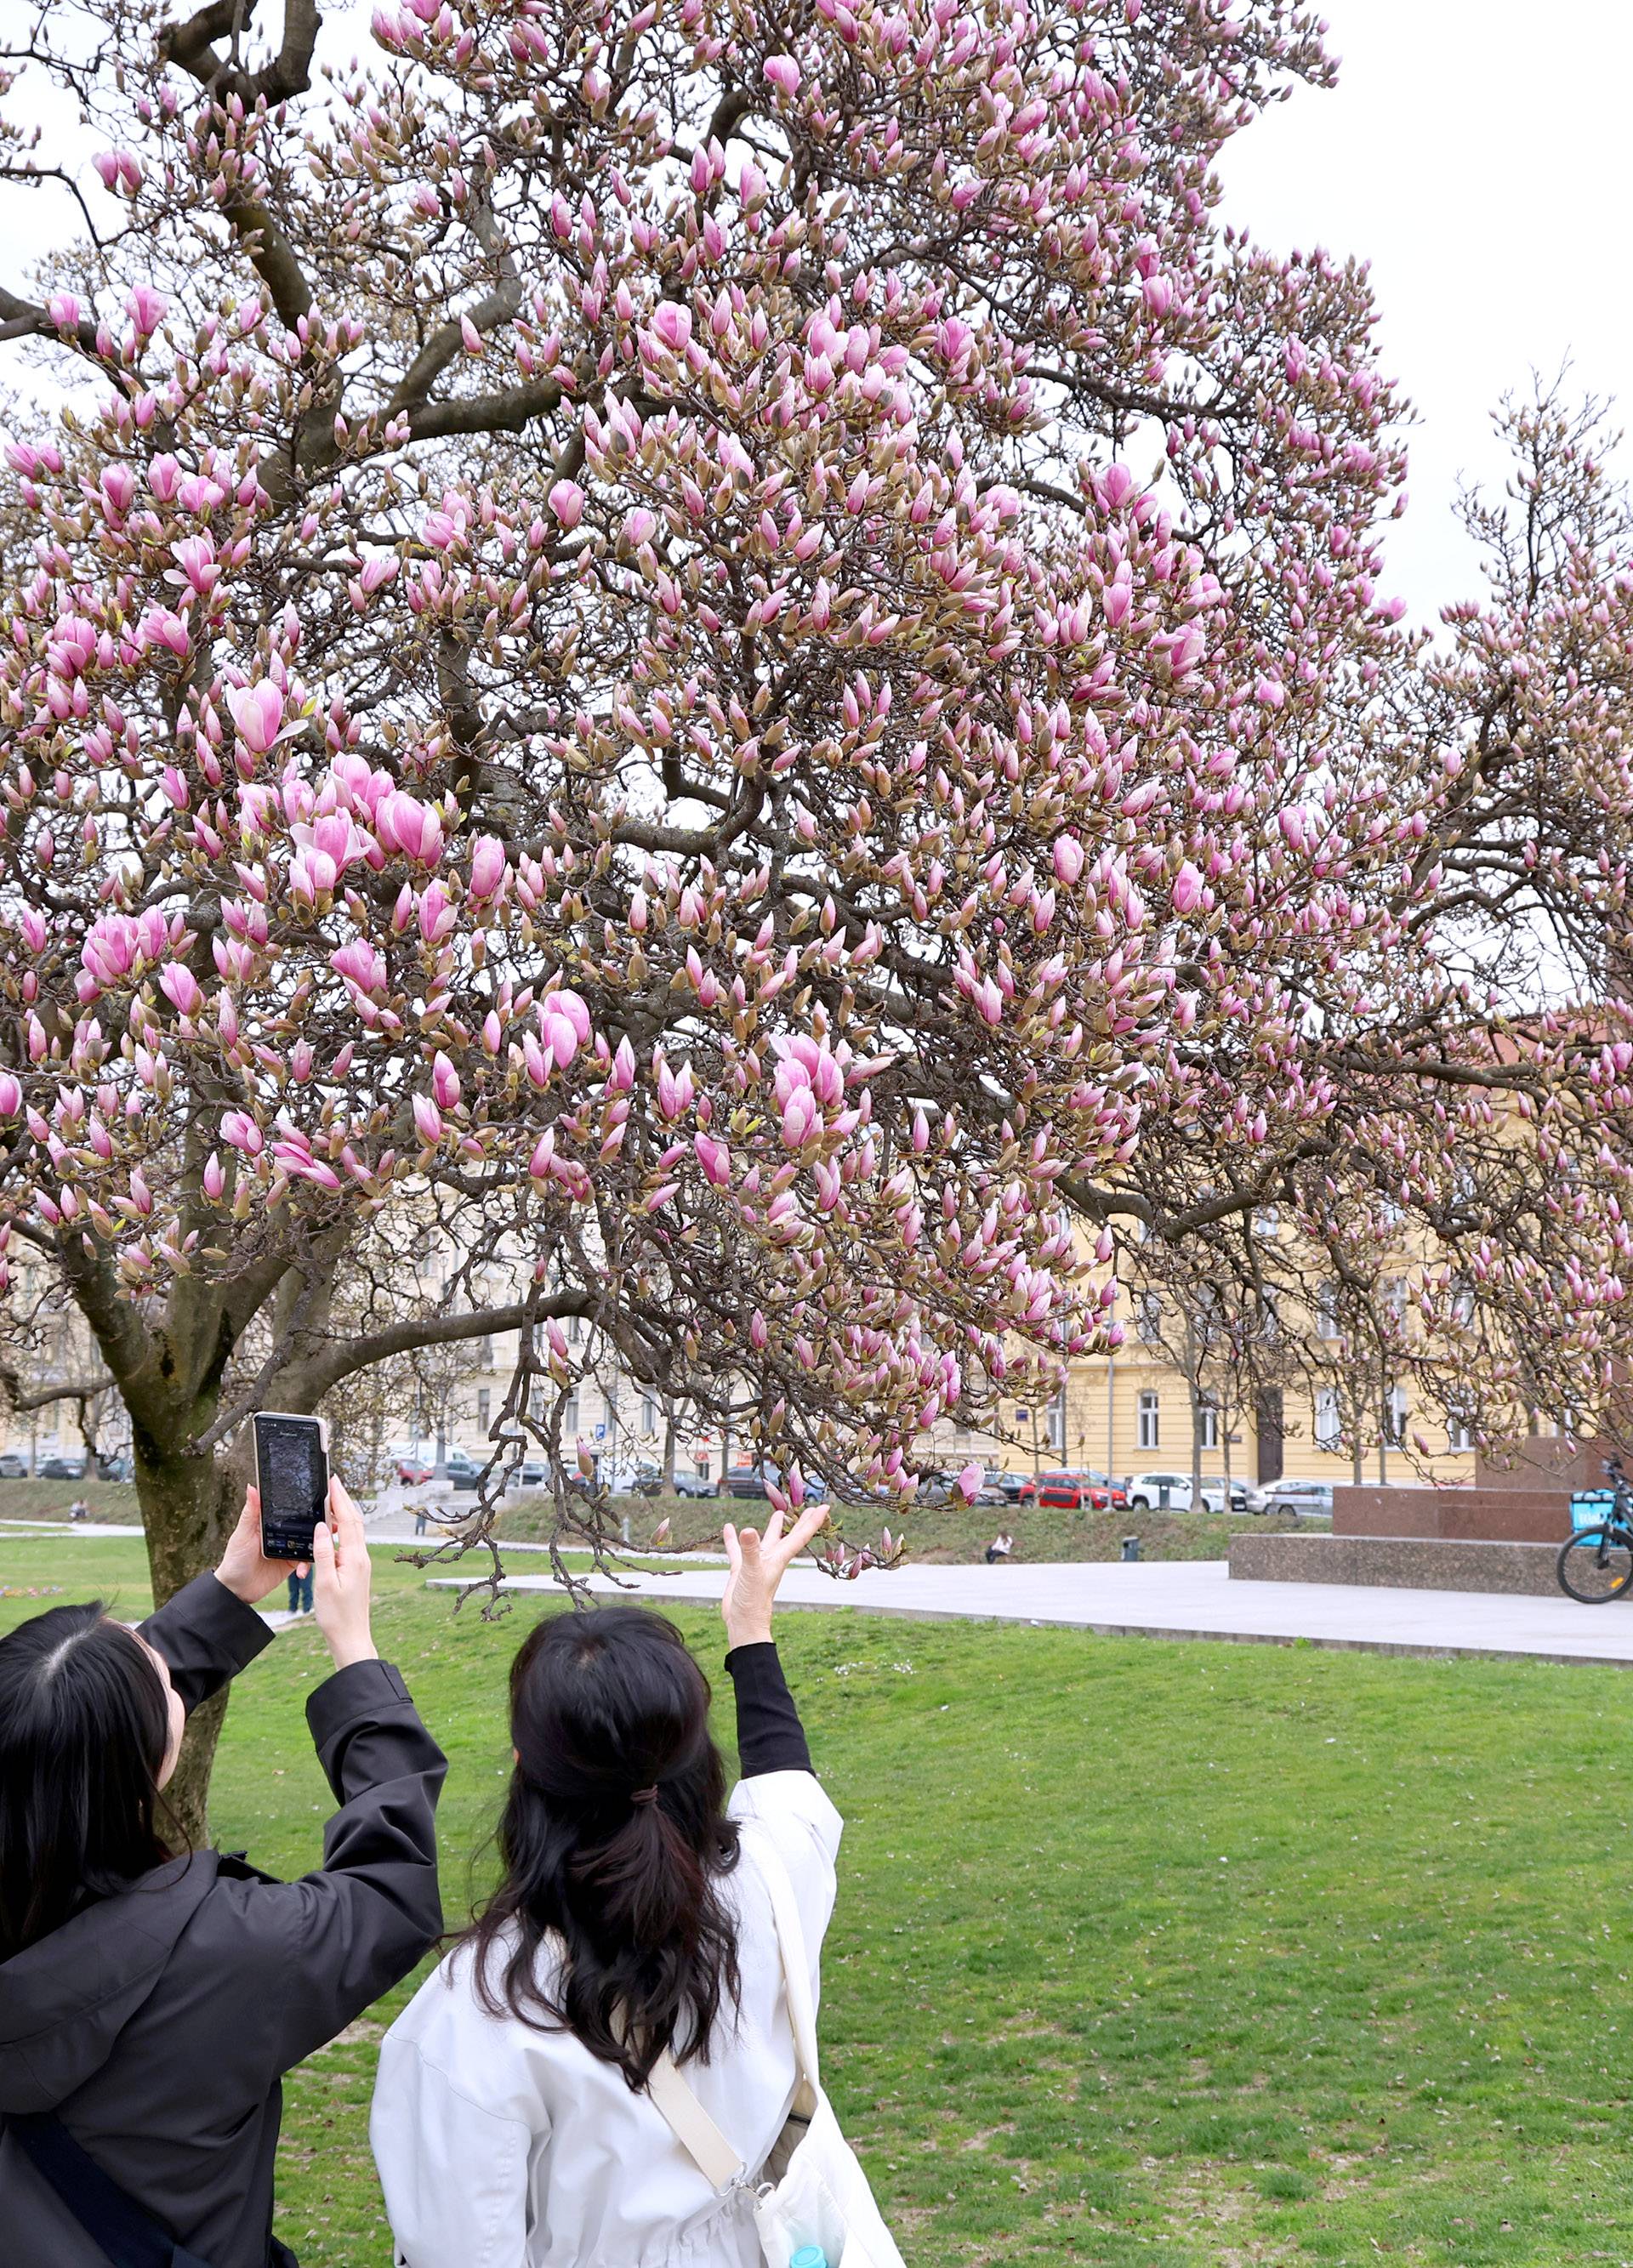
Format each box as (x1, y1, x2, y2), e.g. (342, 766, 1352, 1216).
(0, 1480, 445, 2265)
(66, 1499, 88, 1526)
(985, 1529, 1015, 1566)
(286, 1560, 314, 1615)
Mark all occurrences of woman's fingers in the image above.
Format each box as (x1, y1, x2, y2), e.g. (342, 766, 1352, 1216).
(770, 1498, 830, 1571)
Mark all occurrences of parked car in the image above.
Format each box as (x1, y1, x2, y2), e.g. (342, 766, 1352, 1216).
(986, 1469, 1037, 1504)
(444, 1451, 482, 1492)
(395, 1456, 434, 1485)
(519, 1458, 549, 1487)
(623, 1462, 665, 1499)
(37, 1453, 87, 1481)
(97, 1453, 134, 1483)
(0, 1452, 30, 1479)
(1124, 1471, 1234, 1514)
(673, 1468, 719, 1498)
(1033, 1469, 1129, 1510)
(1261, 1478, 1334, 1521)
(724, 1463, 777, 1499)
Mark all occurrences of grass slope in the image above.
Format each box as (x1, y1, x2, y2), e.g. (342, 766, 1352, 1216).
(495, 1489, 1314, 1565)
(2, 1530, 1629, 2265)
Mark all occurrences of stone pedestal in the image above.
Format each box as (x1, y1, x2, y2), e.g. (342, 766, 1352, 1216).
(1230, 1530, 1560, 1596)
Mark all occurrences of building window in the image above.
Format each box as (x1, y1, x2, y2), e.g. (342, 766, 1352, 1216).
(1046, 1387, 1066, 1453)
(1136, 1291, 1163, 1345)
(567, 1315, 583, 1347)
(1448, 1409, 1473, 1452)
(1317, 1285, 1341, 1343)
(478, 1336, 494, 1371)
(640, 1395, 656, 1435)
(476, 1388, 490, 1430)
(563, 1391, 580, 1435)
(1257, 1290, 1280, 1343)
(1137, 1391, 1160, 1450)
(1385, 1384, 1408, 1447)
(1253, 1205, 1279, 1239)
(1314, 1386, 1340, 1450)
(1197, 1395, 1219, 1452)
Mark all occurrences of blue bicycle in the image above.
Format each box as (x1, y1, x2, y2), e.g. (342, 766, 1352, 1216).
(1556, 1457, 1633, 1603)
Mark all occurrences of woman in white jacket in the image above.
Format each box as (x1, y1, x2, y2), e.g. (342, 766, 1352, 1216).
(372, 1500, 839, 2268)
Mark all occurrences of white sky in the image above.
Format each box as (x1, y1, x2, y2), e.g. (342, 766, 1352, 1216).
(6, 0, 1628, 632)
(1217, 0, 1633, 627)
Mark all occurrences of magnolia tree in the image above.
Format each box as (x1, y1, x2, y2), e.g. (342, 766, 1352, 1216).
(2, 0, 1631, 1818)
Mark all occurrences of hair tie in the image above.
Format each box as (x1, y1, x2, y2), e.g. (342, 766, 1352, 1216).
(630, 1785, 660, 1805)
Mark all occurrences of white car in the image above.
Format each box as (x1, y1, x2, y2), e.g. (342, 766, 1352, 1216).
(1124, 1471, 1232, 1514)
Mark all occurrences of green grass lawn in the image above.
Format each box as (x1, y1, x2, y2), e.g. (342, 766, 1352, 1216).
(3, 1528, 1631, 2265)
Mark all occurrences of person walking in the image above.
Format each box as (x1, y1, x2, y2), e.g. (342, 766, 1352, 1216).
(0, 1479, 446, 2267)
(372, 1498, 839, 2267)
(286, 1559, 315, 1615)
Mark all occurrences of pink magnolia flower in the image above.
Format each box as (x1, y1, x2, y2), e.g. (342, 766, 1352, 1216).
(412, 1094, 444, 1147)
(1172, 862, 1205, 916)
(417, 881, 456, 946)
(763, 53, 801, 94)
(378, 789, 444, 866)
(694, 1132, 731, 1187)
(331, 939, 385, 992)
(158, 963, 202, 1018)
(651, 303, 692, 354)
(548, 480, 585, 531)
(126, 283, 168, 334)
(781, 1087, 819, 1149)
(221, 1111, 264, 1157)
(431, 1052, 461, 1110)
(468, 833, 507, 897)
(0, 1075, 20, 1117)
(956, 1461, 984, 1501)
(1054, 834, 1084, 886)
(202, 1153, 225, 1201)
(227, 681, 286, 754)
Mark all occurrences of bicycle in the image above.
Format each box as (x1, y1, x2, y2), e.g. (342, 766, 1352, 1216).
(1556, 1457, 1633, 1603)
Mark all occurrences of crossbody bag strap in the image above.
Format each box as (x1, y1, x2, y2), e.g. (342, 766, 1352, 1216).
(644, 2051, 746, 2193)
(4, 2109, 213, 2268)
(641, 1822, 824, 2185)
(737, 1821, 822, 2104)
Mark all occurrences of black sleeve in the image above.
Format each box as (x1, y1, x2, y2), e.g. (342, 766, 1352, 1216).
(725, 1640, 813, 1777)
(139, 1571, 276, 1714)
(259, 1657, 448, 2068)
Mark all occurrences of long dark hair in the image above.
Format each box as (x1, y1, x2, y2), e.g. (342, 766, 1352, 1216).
(0, 1600, 174, 1959)
(467, 1606, 742, 2089)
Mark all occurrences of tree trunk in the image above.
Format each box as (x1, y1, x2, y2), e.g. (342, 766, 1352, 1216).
(662, 1405, 678, 1491)
(136, 1444, 238, 1850)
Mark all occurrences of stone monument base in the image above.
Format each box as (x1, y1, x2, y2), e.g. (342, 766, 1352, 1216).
(1229, 1530, 1560, 1597)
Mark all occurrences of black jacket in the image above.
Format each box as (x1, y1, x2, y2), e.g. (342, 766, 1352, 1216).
(0, 1572, 446, 2267)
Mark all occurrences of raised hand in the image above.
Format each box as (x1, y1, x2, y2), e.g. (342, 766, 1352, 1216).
(720, 1498, 831, 1650)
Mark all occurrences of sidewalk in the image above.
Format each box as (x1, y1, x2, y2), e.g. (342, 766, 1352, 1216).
(428, 1556, 1633, 1668)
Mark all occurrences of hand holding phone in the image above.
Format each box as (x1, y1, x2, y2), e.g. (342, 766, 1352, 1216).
(312, 1476, 377, 1671)
(253, 1412, 329, 1561)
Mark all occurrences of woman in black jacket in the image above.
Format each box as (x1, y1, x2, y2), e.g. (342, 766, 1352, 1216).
(0, 1477, 446, 2268)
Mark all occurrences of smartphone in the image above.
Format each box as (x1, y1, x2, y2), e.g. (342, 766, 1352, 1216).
(253, 1412, 330, 1561)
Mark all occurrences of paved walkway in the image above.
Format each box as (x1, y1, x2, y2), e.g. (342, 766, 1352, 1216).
(430, 1557, 1633, 1668)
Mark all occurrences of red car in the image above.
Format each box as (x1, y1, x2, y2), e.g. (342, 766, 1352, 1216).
(1035, 1469, 1128, 1511)
(395, 1457, 433, 1484)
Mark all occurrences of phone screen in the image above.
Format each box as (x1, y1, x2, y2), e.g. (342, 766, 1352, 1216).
(255, 1414, 328, 1560)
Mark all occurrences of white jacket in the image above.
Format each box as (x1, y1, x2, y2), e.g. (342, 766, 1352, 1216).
(371, 1771, 843, 2268)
